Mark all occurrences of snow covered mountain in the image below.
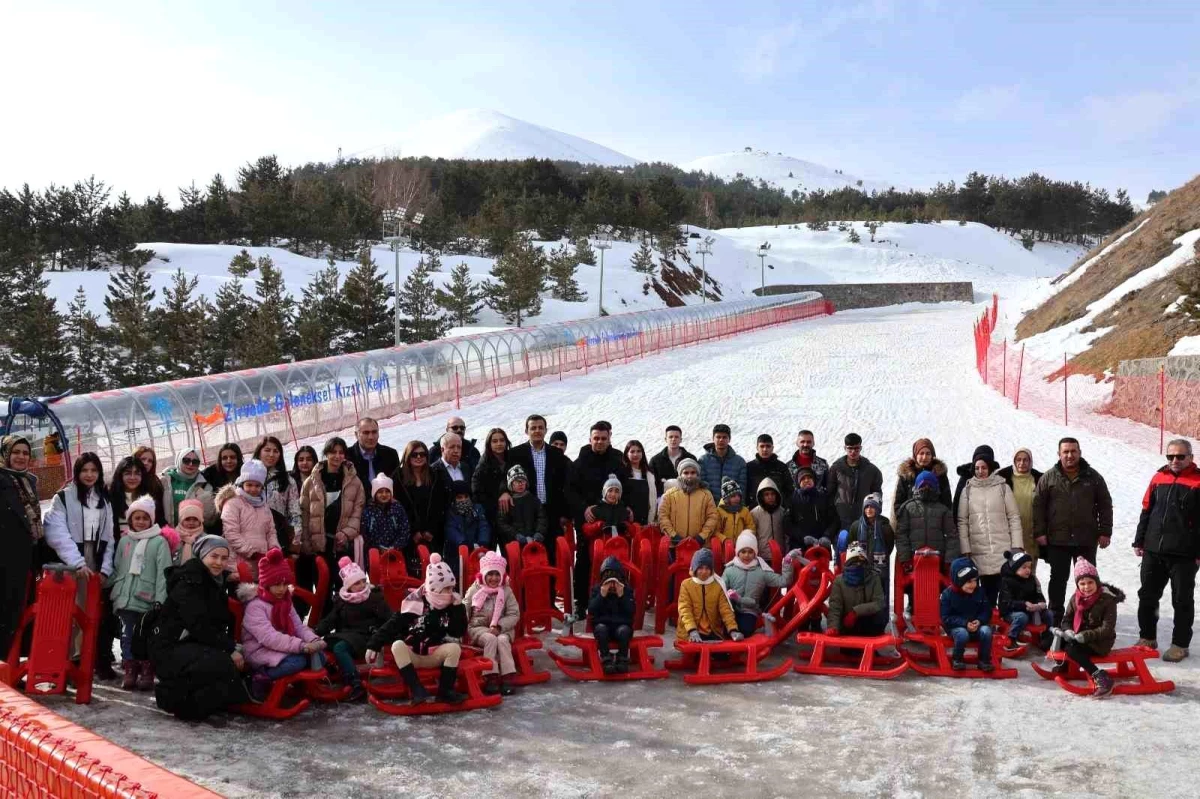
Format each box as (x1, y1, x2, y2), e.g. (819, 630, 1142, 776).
(680, 149, 897, 196)
(396, 109, 639, 166)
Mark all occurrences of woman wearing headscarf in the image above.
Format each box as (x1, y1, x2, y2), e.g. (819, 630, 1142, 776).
(0, 435, 39, 655)
(997, 448, 1043, 567)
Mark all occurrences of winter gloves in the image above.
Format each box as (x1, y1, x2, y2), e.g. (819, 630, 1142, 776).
(688, 630, 702, 643)
(730, 631, 744, 642)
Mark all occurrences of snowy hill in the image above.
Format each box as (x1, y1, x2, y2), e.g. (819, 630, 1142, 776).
(396, 109, 638, 166)
(679, 149, 897, 196)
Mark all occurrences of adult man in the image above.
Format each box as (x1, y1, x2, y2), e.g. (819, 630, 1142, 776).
(1032, 437, 1113, 620)
(649, 425, 696, 496)
(510, 414, 575, 558)
(827, 433, 884, 531)
(1134, 439, 1200, 662)
(429, 417, 481, 473)
(787, 430, 830, 493)
(570, 421, 629, 614)
(659, 457, 718, 543)
(347, 417, 401, 498)
(549, 431, 570, 457)
(698, 424, 747, 505)
(431, 432, 475, 499)
(160, 447, 216, 527)
(746, 434, 793, 509)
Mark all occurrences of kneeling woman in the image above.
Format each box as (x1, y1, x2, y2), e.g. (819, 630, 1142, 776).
(150, 536, 251, 720)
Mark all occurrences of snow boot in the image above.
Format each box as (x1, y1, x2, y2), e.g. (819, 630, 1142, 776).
(950, 657, 967, 672)
(436, 666, 468, 704)
(136, 660, 155, 691)
(94, 658, 117, 681)
(1162, 645, 1189, 663)
(346, 681, 366, 702)
(250, 673, 272, 703)
(1134, 638, 1158, 650)
(483, 673, 502, 696)
(1091, 669, 1114, 698)
(615, 651, 631, 674)
(1036, 630, 1055, 652)
(601, 653, 617, 676)
(979, 661, 995, 674)
(499, 675, 516, 696)
(397, 664, 432, 705)
(121, 659, 138, 690)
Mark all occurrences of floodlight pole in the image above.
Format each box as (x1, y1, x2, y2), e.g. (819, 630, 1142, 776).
(594, 228, 613, 317)
(696, 237, 714, 304)
(757, 242, 771, 295)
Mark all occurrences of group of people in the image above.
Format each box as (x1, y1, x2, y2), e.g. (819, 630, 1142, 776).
(0, 417, 1194, 715)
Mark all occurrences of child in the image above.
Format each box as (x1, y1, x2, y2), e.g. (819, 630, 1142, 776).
(109, 496, 172, 690)
(497, 465, 546, 547)
(444, 481, 491, 580)
(1052, 559, 1123, 698)
(315, 556, 392, 701)
(240, 548, 326, 701)
(588, 555, 636, 674)
(998, 550, 1053, 650)
(364, 553, 469, 706)
(361, 474, 413, 572)
(174, 499, 206, 564)
(587, 475, 629, 537)
(750, 478, 787, 555)
(940, 556, 994, 672)
(677, 548, 743, 644)
(896, 470, 960, 573)
(722, 531, 791, 636)
(218, 459, 276, 579)
(847, 493, 894, 580)
(787, 468, 835, 552)
(827, 543, 887, 636)
(463, 550, 520, 695)
(715, 478, 756, 545)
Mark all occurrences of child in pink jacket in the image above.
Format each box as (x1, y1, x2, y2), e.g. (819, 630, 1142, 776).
(240, 548, 326, 701)
(219, 459, 277, 579)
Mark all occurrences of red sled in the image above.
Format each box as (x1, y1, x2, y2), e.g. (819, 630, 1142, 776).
(366, 652, 502, 715)
(458, 544, 489, 589)
(993, 610, 1044, 658)
(794, 632, 908, 679)
(1031, 647, 1175, 696)
(370, 546, 430, 612)
(498, 538, 568, 687)
(665, 636, 794, 685)
(4, 566, 101, 704)
(653, 536, 702, 634)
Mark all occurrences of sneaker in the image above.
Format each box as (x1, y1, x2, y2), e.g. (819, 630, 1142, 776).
(600, 654, 617, 676)
(1162, 645, 1189, 663)
(483, 674, 502, 696)
(1091, 669, 1114, 698)
(1135, 638, 1159, 650)
(950, 658, 967, 672)
(346, 683, 366, 702)
(498, 677, 516, 697)
(979, 661, 995, 674)
(615, 652, 631, 674)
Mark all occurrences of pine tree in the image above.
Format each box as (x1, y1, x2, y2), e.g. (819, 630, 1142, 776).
(175, 182, 206, 242)
(630, 240, 656, 275)
(425, 251, 442, 272)
(482, 234, 546, 327)
(240, 254, 296, 367)
(65, 287, 109, 392)
(155, 270, 206, 379)
(0, 252, 69, 395)
(574, 236, 597, 266)
(547, 243, 587, 301)
(204, 174, 238, 243)
(295, 260, 344, 359)
(397, 257, 449, 343)
(848, 226, 861, 243)
(206, 251, 255, 373)
(436, 262, 484, 328)
(102, 259, 158, 386)
(340, 248, 393, 352)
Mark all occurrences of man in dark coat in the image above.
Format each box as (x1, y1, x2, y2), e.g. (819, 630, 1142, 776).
(827, 432, 883, 532)
(570, 421, 630, 615)
(787, 429, 830, 494)
(648, 425, 696, 496)
(429, 416, 482, 474)
(509, 414, 576, 562)
(747, 434, 794, 510)
(346, 417, 401, 498)
(430, 432, 475, 499)
(0, 462, 34, 656)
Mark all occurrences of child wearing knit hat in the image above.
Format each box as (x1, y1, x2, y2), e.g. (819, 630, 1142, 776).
(174, 499, 206, 564)
(365, 553, 470, 705)
(240, 548, 325, 702)
(998, 550, 1053, 650)
(722, 530, 791, 636)
(586, 475, 630, 539)
(109, 495, 172, 690)
(497, 465, 547, 547)
(360, 474, 414, 568)
(314, 556, 392, 701)
(715, 478, 756, 545)
(444, 482, 492, 582)
(463, 550, 521, 695)
(940, 556, 995, 672)
(676, 547, 742, 644)
(217, 459, 276, 580)
(827, 542, 887, 637)
(1052, 559, 1124, 697)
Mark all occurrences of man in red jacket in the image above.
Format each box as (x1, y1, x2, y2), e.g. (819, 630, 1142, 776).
(1134, 438, 1200, 662)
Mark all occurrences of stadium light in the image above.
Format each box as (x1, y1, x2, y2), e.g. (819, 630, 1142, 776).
(757, 241, 771, 295)
(695, 235, 715, 305)
(593, 225, 614, 317)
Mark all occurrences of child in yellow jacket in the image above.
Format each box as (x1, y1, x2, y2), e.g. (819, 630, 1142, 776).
(715, 478, 756, 545)
(676, 548, 742, 643)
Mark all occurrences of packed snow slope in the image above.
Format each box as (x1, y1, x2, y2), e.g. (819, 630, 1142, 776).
(396, 109, 639, 166)
(50, 301, 1196, 799)
(681, 148, 897, 195)
(45, 221, 1082, 330)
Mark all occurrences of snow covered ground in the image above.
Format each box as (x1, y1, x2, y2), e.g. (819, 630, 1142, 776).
(47, 299, 1198, 799)
(681, 148, 898, 195)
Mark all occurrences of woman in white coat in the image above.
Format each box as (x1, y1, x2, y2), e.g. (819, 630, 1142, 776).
(957, 447, 1023, 608)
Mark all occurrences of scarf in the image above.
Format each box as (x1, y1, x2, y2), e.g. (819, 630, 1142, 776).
(1072, 588, 1101, 632)
(727, 555, 771, 572)
(453, 499, 475, 518)
(844, 564, 866, 587)
(125, 526, 161, 576)
(237, 487, 266, 508)
(257, 585, 296, 636)
(858, 514, 884, 555)
(401, 586, 458, 615)
(723, 500, 743, 514)
(2, 466, 43, 541)
(691, 573, 717, 586)
(471, 576, 507, 627)
(339, 580, 372, 604)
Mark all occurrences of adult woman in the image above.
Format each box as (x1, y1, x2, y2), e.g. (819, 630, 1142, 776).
(998, 448, 1043, 568)
(893, 438, 952, 519)
(109, 456, 163, 541)
(150, 536, 251, 720)
(622, 440, 658, 525)
(132, 446, 168, 525)
(218, 459, 276, 579)
(291, 446, 318, 490)
(202, 443, 244, 494)
(160, 447, 215, 529)
(0, 436, 40, 656)
(394, 441, 449, 556)
(471, 428, 511, 529)
(957, 447, 1024, 607)
(290, 445, 321, 611)
(253, 436, 302, 552)
(300, 437, 365, 580)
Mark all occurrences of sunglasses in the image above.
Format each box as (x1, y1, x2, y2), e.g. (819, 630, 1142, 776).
(1166, 454, 1190, 461)
(182, 458, 201, 466)
(409, 452, 428, 460)
(449, 426, 466, 432)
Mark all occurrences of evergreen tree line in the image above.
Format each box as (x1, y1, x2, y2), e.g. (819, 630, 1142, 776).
(1, 156, 1135, 275)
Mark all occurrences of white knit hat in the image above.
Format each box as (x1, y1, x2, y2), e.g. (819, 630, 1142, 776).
(125, 495, 157, 523)
(736, 530, 758, 554)
(371, 473, 393, 498)
(236, 458, 268, 486)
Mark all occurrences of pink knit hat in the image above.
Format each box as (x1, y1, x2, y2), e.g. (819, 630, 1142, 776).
(1073, 559, 1099, 583)
(478, 550, 507, 580)
(177, 499, 205, 525)
(258, 547, 292, 588)
(338, 555, 367, 587)
(424, 552, 457, 592)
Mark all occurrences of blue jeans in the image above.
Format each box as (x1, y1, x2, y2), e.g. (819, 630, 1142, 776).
(264, 653, 308, 680)
(1004, 609, 1053, 642)
(117, 609, 143, 661)
(735, 611, 758, 637)
(331, 641, 360, 685)
(948, 625, 993, 662)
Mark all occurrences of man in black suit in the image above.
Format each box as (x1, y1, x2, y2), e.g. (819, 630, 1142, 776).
(430, 432, 475, 497)
(569, 420, 630, 615)
(346, 417, 400, 498)
(510, 414, 575, 562)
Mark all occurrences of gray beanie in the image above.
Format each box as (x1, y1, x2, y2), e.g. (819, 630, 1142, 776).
(602, 474, 623, 501)
(193, 534, 232, 561)
(676, 457, 700, 475)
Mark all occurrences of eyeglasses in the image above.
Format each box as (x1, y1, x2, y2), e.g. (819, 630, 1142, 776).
(409, 452, 428, 460)
(182, 458, 201, 466)
(1166, 454, 1190, 461)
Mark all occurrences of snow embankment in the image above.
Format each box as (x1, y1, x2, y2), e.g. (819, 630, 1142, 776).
(679, 149, 896, 195)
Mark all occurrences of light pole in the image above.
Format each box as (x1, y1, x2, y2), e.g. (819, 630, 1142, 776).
(695, 235, 714, 304)
(593, 225, 613, 317)
(382, 207, 425, 347)
(757, 241, 771, 295)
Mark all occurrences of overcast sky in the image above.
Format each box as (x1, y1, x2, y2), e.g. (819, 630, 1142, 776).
(2, 0, 1197, 204)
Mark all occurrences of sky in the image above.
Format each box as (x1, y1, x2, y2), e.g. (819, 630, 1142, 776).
(2, 0, 1198, 205)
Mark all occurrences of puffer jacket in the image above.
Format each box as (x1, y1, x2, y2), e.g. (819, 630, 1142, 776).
(956, 474, 1023, 575)
(1059, 583, 1125, 656)
(314, 588, 393, 656)
(367, 597, 468, 656)
(300, 461, 365, 555)
(827, 569, 884, 631)
(787, 487, 837, 549)
(1134, 463, 1200, 558)
(217, 485, 277, 577)
(698, 444, 747, 505)
(722, 559, 789, 615)
(238, 584, 319, 669)
(827, 456, 884, 530)
(463, 582, 520, 635)
(262, 469, 302, 547)
(588, 556, 636, 628)
(893, 458, 952, 519)
(659, 484, 718, 541)
(109, 526, 172, 613)
(715, 502, 755, 544)
(676, 578, 738, 641)
(750, 478, 787, 554)
(1032, 460, 1113, 548)
(997, 558, 1046, 617)
(151, 558, 237, 655)
(497, 492, 547, 544)
(895, 495, 959, 563)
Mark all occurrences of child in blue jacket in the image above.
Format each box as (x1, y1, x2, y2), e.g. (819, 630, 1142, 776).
(940, 556, 994, 672)
(444, 481, 491, 580)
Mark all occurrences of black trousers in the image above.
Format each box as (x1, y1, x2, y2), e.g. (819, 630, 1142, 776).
(1063, 640, 1098, 674)
(1137, 552, 1198, 648)
(980, 574, 1002, 608)
(1043, 544, 1097, 619)
(593, 623, 632, 655)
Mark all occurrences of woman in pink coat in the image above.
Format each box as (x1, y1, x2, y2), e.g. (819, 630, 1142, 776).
(218, 459, 277, 580)
(239, 548, 325, 701)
